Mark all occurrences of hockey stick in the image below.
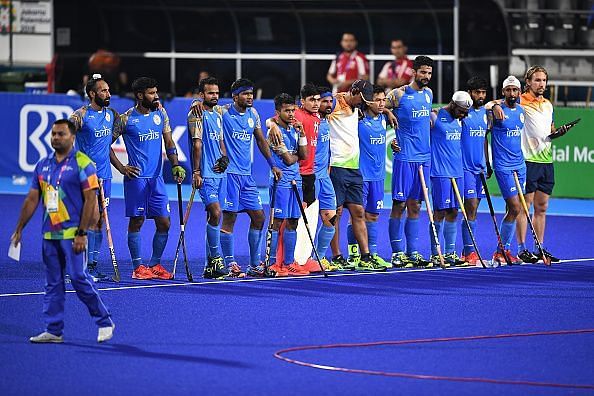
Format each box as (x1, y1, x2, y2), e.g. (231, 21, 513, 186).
(172, 183, 194, 281)
(479, 172, 512, 266)
(98, 180, 120, 282)
(264, 178, 278, 271)
(418, 165, 446, 269)
(291, 180, 327, 277)
(451, 178, 486, 268)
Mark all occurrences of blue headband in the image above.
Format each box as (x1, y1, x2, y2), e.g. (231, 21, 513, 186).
(320, 91, 332, 98)
(232, 86, 254, 96)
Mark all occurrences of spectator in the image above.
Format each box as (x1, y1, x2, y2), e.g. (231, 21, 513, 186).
(327, 33, 369, 93)
(377, 39, 414, 89)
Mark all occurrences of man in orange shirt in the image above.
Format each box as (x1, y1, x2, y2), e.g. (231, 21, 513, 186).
(327, 33, 369, 93)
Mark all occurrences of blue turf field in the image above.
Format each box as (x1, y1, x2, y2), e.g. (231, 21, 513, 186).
(1, 193, 593, 395)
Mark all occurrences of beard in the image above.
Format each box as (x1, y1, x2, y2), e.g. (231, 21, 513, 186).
(94, 96, 110, 108)
(204, 98, 218, 108)
(474, 99, 484, 107)
(142, 97, 160, 111)
(505, 96, 518, 106)
(415, 78, 430, 88)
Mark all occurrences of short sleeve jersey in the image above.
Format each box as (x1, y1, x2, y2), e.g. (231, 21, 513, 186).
(358, 112, 387, 181)
(222, 104, 261, 175)
(295, 108, 320, 176)
(520, 91, 554, 164)
(314, 117, 331, 179)
(430, 108, 463, 178)
(187, 101, 225, 179)
(461, 106, 487, 173)
(328, 93, 360, 169)
(268, 123, 301, 188)
(490, 101, 526, 171)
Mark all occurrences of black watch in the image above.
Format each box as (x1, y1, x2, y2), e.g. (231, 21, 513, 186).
(75, 229, 87, 237)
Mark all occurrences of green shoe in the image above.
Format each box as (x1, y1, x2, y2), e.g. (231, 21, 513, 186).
(391, 251, 408, 268)
(332, 254, 355, 271)
(430, 254, 449, 268)
(407, 252, 431, 268)
(373, 253, 392, 268)
(356, 254, 387, 271)
(347, 254, 360, 267)
(445, 252, 467, 267)
(320, 257, 339, 272)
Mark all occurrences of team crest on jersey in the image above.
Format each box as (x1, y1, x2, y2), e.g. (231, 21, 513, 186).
(105, 112, 111, 122)
(425, 93, 431, 103)
(247, 118, 254, 128)
(153, 114, 161, 125)
(519, 113, 525, 123)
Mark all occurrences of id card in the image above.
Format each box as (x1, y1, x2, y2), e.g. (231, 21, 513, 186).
(46, 189, 59, 213)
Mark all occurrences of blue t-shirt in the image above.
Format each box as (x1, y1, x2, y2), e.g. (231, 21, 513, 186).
(358, 112, 387, 181)
(187, 105, 225, 179)
(430, 108, 463, 178)
(269, 123, 301, 188)
(314, 117, 331, 179)
(461, 106, 487, 173)
(222, 104, 261, 175)
(388, 85, 433, 162)
(70, 105, 118, 179)
(491, 102, 526, 171)
(115, 107, 171, 178)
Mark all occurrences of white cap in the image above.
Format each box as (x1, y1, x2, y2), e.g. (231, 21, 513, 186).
(502, 75, 521, 90)
(452, 91, 472, 109)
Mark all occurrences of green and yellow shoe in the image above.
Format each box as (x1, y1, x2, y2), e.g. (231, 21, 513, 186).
(356, 254, 387, 272)
(445, 252, 467, 267)
(391, 251, 409, 268)
(320, 257, 339, 272)
(332, 254, 355, 271)
(372, 253, 392, 268)
(407, 252, 432, 268)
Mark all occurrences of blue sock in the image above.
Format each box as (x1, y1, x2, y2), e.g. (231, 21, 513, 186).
(220, 232, 235, 265)
(366, 221, 378, 255)
(430, 219, 444, 256)
(315, 224, 335, 259)
(93, 231, 103, 263)
(206, 223, 221, 258)
(283, 229, 297, 264)
(248, 228, 262, 266)
(268, 230, 279, 265)
(405, 218, 420, 255)
(462, 220, 476, 256)
(149, 232, 168, 266)
(127, 231, 142, 269)
(444, 220, 457, 254)
(347, 223, 356, 245)
(518, 241, 527, 252)
(499, 220, 515, 251)
(87, 230, 97, 263)
(389, 218, 404, 253)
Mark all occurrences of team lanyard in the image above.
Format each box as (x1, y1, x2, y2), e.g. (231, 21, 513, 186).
(46, 154, 71, 189)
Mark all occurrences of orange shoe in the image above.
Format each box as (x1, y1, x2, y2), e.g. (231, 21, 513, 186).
(303, 258, 322, 273)
(132, 265, 156, 280)
(504, 250, 522, 265)
(492, 251, 506, 266)
(465, 251, 482, 267)
(267, 263, 288, 277)
(285, 263, 310, 276)
(150, 263, 173, 280)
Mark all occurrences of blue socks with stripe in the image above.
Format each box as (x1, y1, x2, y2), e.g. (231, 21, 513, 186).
(444, 220, 457, 254)
(220, 232, 235, 265)
(149, 232, 168, 266)
(430, 219, 444, 256)
(315, 224, 335, 259)
(366, 221, 378, 255)
(248, 228, 263, 266)
(389, 218, 404, 253)
(499, 220, 516, 251)
(127, 231, 142, 269)
(405, 218, 420, 255)
(283, 229, 297, 264)
(462, 220, 476, 256)
(206, 223, 221, 258)
(268, 230, 279, 265)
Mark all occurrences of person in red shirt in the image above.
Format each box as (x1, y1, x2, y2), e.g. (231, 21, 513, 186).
(295, 83, 321, 204)
(327, 32, 369, 93)
(377, 39, 414, 89)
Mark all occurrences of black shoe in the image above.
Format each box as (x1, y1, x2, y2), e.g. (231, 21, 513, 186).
(534, 249, 560, 263)
(88, 260, 98, 272)
(518, 249, 539, 264)
(203, 256, 227, 279)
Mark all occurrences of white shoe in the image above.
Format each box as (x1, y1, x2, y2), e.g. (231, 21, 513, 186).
(30, 332, 63, 343)
(97, 324, 115, 343)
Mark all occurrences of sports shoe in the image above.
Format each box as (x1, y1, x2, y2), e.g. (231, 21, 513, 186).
(319, 257, 339, 272)
(150, 264, 174, 280)
(88, 260, 98, 272)
(534, 248, 560, 263)
(347, 254, 361, 267)
(445, 252, 467, 266)
(373, 253, 392, 269)
(225, 262, 245, 278)
(463, 251, 483, 267)
(203, 256, 227, 279)
(492, 251, 507, 266)
(30, 332, 63, 344)
(132, 265, 156, 280)
(518, 249, 539, 264)
(407, 252, 431, 268)
(430, 254, 449, 268)
(391, 252, 408, 268)
(267, 263, 288, 277)
(285, 263, 310, 276)
(504, 250, 522, 265)
(356, 254, 387, 271)
(303, 258, 323, 273)
(332, 254, 355, 271)
(246, 263, 267, 278)
(97, 324, 115, 343)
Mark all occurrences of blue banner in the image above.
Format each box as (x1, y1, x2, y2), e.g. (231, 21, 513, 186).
(0, 92, 275, 186)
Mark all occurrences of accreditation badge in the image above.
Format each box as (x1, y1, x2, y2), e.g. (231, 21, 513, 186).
(46, 188, 59, 213)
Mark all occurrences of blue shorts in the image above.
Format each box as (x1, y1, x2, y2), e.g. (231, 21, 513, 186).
(329, 167, 363, 207)
(363, 180, 385, 214)
(495, 167, 527, 199)
(525, 162, 554, 195)
(199, 177, 226, 207)
(224, 173, 263, 212)
(431, 176, 462, 211)
(463, 170, 486, 199)
(124, 176, 170, 218)
(314, 176, 337, 211)
(391, 160, 430, 202)
(97, 178, 112, 212)
(270, 184, 302, 219)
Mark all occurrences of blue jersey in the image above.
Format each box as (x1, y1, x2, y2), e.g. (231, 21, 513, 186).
(490, 102, 525, 171)
(187, 102, 225, 179)
(70, 105, 118, 179)
(461, 106, 487, 173)
(430, 108, 463, 178)
(314, 117, 331, 179)
(222, 104, 261, 175)
(358, 112, 387, 181)
(269, 124, 301, 188)
(387, 85, 433, 162)
(114, 107, 171, 178)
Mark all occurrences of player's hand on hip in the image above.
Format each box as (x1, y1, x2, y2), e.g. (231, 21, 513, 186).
(73, 235, 86, 254)
(172, 165, 186, 183)
(391, 138, 401, 153)
(272, 167, 283, 181)
(122, 165, 141, 178)
(10, 231, 21, 246)
(192, 172, 203, 189)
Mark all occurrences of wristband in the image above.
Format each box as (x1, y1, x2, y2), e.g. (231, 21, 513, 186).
(75, 229, 87, 237)
(166, 147, 178, 156)
(266, 156, 275, 168)
(298, 136, 308, 146)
